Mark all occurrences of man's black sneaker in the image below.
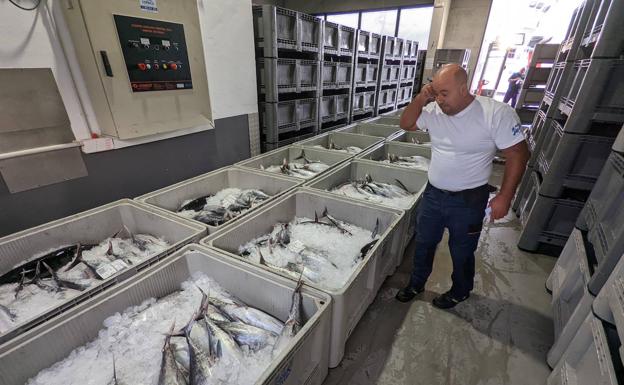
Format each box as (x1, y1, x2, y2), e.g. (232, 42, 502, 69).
(432, 291, 469, 309)
(395, 286, 425, 302)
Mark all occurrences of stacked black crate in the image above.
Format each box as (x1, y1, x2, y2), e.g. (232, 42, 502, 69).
(515, 44, 558, 125)
(397, 39, 419, 109)
(375, 36, 403, 115)
(350, 30, 381, 122)
(517, 0, 624, 255)
(318, 21, 356, 134)
(253, 5, 322, 152)
(413, 50, 427, 95)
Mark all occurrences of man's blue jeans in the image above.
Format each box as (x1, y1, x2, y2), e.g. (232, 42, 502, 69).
(408, 182, 490, 298)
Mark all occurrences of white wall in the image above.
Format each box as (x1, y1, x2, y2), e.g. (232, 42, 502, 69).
(198, 0, 258, 120)
(0, 0, 258, 147)
(0, 1, 91, 141)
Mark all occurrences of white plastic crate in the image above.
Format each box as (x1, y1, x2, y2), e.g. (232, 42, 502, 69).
(379, 64, 401, 85)
(253, 5, 322, 57)
(321, 61, 353, 90)
(136, 166, 301, 235)
(319, 94, 351, 123)
(341, 122, 403, 139)
(377, 87, 398, 110)
(304, 159, 428, 258)
(356, 30, 381, 59)
(0, 245, 332, 385)
(547, 312, 621, 385)
(298, 131, 383, 154)
(237, 145, 351, 181)
(257, 58, 320, 102)
(352, 91, 376, 114)
(0, 200, 205, 345)
(392, 130, 431, 145)
(354, 62, 379, 87)
(322, 21, 356, 57)
(357, 141, 431, 166)
(203, 189, 405, 367)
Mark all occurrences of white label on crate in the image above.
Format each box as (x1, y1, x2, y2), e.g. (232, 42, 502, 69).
(96, 263, 118, 280)
(139, 0, 158, 13)
(110, 259, 130, 272)
(288, 240, 306, 254)
(222, 194, 238, 208)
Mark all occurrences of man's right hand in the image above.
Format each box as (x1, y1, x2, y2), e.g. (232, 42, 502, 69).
(417, 83, 437, 105)
(400, 83, 436, 130)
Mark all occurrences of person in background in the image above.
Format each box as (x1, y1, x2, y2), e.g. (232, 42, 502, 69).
(396, 64, 529, 309)
(503, 67, 526, 107)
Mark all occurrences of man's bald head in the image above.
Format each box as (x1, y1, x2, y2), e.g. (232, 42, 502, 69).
(431, 63, 473, 116)
(434, 64, 469, 88)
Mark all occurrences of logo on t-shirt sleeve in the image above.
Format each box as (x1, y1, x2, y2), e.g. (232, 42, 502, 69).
(511, 123, 521, 136)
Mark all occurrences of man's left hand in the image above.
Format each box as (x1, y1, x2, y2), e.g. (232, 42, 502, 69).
(488, 193, 512, 221)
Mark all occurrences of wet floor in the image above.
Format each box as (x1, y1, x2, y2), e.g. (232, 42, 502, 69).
(323, 165, 555, 385)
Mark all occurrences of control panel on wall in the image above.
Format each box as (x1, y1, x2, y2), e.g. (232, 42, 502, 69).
(114, 15, 192, 92)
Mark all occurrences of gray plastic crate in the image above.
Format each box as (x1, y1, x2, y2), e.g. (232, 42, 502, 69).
(404, 39, 419, 60)
(304, 160, 428, 247)
(587, 202, 624, 297)
(257, 58, 320, 102)
(372, 115, 401, 126)
(136, 167, 300, 235)
(379, 64, 401, 85)
(341, 122, 402, 139)
(203, 189, 405, 368)
(557, 0, 595, 61)
(397, 85, 414, 105)
(578, 150, 624, 235)
(322, 21, 356, 57)
(392, 130, 431, 145)
(547, 228, 595, 368)
(377, 87, 398, 110)
(517, 172, 585, 251)
(559, 59, 624, 126)
(298, 131, 383, 154)
(237, 145, 351, 181)
(614, 124, 624, 153)
(577, 0, 624, 59)
(0, 199, 205, 345)
(547, 312, 620, 385)
(400, 63, 417, 82)
(357, 141, 431, 166)
(382, 35, 402, 60)
(0, 245, 332, 385)
(512, 165, 536, 214)
(543, 61, 575, 110)
(354, 62, 379, 87)
(525, 110, 549, 157)
(252, 5, 322, 57)
(321, 61, 353, 90)
(356, 30, 381, 59)
(261, 98, 319, 142)
(319, 94, 351, 123)
(537, 119, 616, 196)
(263, 132, 316, 153)
(352, 91, 376, 114)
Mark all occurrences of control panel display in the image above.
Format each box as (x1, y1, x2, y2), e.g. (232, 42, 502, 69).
(114, 15, 193, 92)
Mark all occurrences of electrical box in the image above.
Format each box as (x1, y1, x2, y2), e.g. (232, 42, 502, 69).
(62, 0, 212, 140)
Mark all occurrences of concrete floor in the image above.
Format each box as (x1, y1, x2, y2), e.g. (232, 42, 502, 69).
(323, 166, 556, 385)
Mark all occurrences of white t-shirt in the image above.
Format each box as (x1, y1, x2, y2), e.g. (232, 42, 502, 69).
(415, 95, 524, 191)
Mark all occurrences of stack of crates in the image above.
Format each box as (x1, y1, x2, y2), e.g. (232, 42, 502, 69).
(514, 43, 558, 125)
(432, 48, 470, 72)
(351, 29, 381, 122)
(253, 5, 322, 151)
(375, 35, 403, 115)
(319, 21, 356, 134)
(413, 50, 427, 95)
(545, 127, 624, 373)
(397, 39, 419, 109)
(516, 0, 624, 254)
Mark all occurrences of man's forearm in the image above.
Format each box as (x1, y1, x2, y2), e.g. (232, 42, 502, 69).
(499, 142, 530, 199)
(400, 95, 428, 131)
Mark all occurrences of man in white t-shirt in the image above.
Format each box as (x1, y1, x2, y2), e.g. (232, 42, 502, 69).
(395, 64, 529, 308)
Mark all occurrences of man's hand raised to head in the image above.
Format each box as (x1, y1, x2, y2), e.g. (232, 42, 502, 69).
(400, 83, 437, 131)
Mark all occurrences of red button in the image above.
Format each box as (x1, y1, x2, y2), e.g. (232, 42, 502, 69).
(170, 63, 178, 70)
(137, 63, 147, 71)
